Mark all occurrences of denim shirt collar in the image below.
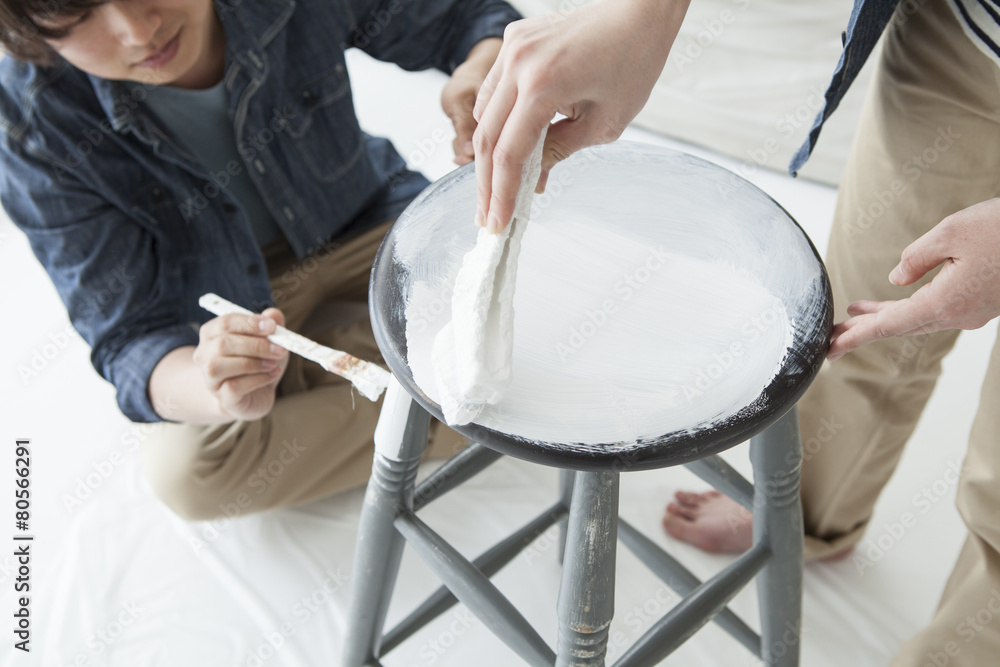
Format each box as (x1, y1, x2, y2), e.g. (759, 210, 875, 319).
(86, 0, 296, 133)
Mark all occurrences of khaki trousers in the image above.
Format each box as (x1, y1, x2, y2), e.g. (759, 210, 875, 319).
(796, 0, 1000, 664)
(140, 221, 466, 521)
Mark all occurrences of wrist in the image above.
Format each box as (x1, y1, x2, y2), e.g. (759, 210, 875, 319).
(462, 37, 502, 74)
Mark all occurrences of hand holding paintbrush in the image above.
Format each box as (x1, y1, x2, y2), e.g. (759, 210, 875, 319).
(199, 294, 391, 402)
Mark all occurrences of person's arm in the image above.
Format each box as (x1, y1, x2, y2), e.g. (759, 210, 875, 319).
(0, 136, 289, 424)
(472, 0, 691, 232)
(827, 198, 1000, 360)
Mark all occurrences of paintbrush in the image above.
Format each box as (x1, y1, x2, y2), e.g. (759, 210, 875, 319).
(198, 293, 391, 401)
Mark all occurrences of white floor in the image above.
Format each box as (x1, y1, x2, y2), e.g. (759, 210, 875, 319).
(1, 51, 993, 667)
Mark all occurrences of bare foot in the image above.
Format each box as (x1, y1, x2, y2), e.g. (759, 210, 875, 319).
(662, 490, 753, 554)
(662, 490, 859, 562)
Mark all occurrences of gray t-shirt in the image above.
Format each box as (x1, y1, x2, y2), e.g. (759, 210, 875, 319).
(140, 79, 284, 248)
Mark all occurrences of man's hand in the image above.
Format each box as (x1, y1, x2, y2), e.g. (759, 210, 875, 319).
(442, 38, 503, 167)
(472, 0, 691, 233)
(829, 198, 1000, 361)
(192, 308, 290, 420)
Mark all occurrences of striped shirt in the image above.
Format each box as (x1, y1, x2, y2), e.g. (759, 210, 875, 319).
(948, 0, 1000, 66)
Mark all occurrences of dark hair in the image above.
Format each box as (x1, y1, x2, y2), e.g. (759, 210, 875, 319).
(0, 0, 106, 65)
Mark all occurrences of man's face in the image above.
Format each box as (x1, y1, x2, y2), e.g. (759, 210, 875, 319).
(43, 0, 224, 89)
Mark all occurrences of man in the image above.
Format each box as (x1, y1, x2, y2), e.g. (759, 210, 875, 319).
(0, 0, 521, 518)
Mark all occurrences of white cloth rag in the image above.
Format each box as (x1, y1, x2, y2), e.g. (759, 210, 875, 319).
(433, 131, 547, 425)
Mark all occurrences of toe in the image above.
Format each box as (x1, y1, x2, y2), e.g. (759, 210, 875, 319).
(662, 513, 693, 541)
(674, 491, 702, 507)
(666, 501, 697, 520)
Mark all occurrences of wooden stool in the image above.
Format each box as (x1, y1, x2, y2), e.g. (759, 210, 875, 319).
(343, 142, 832, 666)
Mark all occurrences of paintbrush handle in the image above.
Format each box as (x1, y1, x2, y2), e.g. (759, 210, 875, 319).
(198, 293, 390, 402)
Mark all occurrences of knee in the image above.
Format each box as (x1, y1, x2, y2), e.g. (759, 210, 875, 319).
(140, 424, 232, 522)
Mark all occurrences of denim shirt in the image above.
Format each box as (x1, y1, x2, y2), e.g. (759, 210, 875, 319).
(0, 0, 520, 422)
(790, 0, 902, 174)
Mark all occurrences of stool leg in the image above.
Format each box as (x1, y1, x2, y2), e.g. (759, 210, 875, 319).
(558, 469, 576, 566)
(556, 471, 620, 666)
(343, 378, 431, 667)
(750, 406, 804, 667)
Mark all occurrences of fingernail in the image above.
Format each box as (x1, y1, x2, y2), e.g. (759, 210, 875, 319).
(262, 359, 277, 369)
(269, 343, 283, 356)
(888, 266, 902, 285)
(257, 317, 268, 332)
(475, 207, 485, 227)
(487, 211, 502, 233)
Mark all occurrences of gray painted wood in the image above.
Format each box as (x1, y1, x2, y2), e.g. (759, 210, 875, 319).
(618, 518, 761, 655)
(342, 392, 429, 666)
(613, 542, 771, 666)
(556, 471, 620, 666)
(381, 501, 566, 654)
(395, 510, 556, 666)
(412, 441, 504, 512)
(751, 407, 804, 667)
(558, 469, 575, 566)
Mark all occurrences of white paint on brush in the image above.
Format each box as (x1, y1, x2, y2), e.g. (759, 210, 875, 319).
(396, 143, 818, 447)
(199, 293, 390, 401)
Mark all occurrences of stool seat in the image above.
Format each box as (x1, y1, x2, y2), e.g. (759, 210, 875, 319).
(370, 142, 832, 470)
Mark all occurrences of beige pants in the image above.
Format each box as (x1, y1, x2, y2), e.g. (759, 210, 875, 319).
(796, 0, 1000, 663)
(140, 221, 466, 521)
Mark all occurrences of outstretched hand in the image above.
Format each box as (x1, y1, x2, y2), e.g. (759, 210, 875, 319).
(829, 198, 1000, 360)
(472, 0, 690, 233)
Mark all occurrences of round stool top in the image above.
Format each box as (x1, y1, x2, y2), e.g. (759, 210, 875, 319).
(370, 142, 832, 471)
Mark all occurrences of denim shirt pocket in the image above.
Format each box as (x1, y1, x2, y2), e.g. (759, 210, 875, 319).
(283, 62, 365, 183)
